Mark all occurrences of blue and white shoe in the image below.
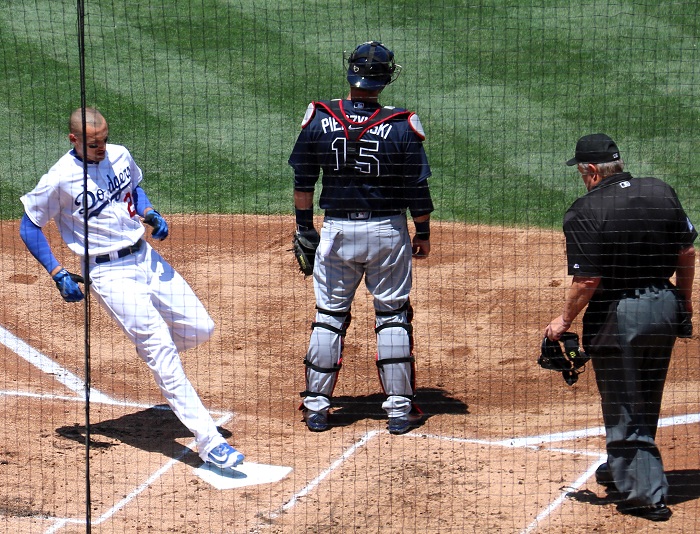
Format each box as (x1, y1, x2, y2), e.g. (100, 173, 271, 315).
(206, 443, 244, 469)
(303, 409, 329, 432)
(387, 411, 423, 435)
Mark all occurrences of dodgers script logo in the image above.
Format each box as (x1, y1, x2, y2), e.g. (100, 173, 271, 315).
(75, 166, 132, 219)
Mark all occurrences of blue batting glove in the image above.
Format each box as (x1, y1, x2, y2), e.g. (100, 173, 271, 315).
(144, 210, 169, 240)
(52, 269, 85, 302)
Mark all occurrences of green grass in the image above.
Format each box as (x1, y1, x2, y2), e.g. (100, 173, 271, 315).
(2, 0, 700, 228)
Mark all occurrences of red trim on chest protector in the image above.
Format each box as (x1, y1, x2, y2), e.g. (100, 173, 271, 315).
(315, 100, 411, 143)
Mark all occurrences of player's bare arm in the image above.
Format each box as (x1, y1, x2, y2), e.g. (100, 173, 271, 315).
(294, 190, 314, 211)
(412, 214, 431, 258)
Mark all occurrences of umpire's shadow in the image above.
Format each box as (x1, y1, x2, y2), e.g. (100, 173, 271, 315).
(566, 468, 700, 507)
(55, 405, 228, 467)
(329, 387, 468, 428)
(667, 469, 700, 505)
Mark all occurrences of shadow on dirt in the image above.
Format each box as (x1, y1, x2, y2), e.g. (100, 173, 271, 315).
(328, 387, 469, 428)
(55, 405, 229, 467)
(566, 488, 620, 506)
(667, 469, 700, 505)
(55, 387, 467, 463)
(566, 468, 700, 507)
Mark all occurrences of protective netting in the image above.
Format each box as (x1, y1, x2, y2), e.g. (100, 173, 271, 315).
(2, 1, 700, 532)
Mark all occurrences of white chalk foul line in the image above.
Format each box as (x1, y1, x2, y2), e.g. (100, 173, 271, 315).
(492, 411, 700, 449)
(505, 412, 700, 532)
(492, 426, 606, 448)
(0, 325, 115, 404)
(658, 412, 700, 428)
(43, 438, 199, 534)
(0, 324, 239, 532)
(268, 430, 380, 520)
(5, 323, 700, 532)
(519, 454, 607, 534)
(406, 412, 700, 533)
(42, 412, 235, 532)
(405, 432, 604, 457)
(0, 389, 232, 418)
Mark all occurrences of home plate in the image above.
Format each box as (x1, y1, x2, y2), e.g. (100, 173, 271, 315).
(194, 462, 293, 489)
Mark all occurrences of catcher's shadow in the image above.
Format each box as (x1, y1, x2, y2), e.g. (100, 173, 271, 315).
(328, 387, 468, 428)
(55, 405, 230, 467)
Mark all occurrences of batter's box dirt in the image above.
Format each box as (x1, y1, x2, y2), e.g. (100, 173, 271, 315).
(1, 216, 699, 533)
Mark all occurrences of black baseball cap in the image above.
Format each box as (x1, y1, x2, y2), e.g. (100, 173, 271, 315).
(566, 133, 621, 166)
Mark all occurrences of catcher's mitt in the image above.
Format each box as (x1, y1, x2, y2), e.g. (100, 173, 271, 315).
(292, 229, 320, 276)
(538, 332, 590, 386)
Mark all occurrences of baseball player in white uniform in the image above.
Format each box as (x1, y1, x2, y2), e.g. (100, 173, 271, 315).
(20, 107, 244, 469)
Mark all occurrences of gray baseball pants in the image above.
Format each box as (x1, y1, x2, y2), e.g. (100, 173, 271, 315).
(591, 288, 679, 507)
(302, 214, 415, 418)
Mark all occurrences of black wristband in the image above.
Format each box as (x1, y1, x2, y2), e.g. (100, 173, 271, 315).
(295, 208, 314, 231)
(414, 220, 430, 240)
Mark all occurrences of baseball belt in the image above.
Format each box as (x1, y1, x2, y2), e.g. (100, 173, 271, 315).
(94, 239, 143, 264)
(325, 210, 405, 220)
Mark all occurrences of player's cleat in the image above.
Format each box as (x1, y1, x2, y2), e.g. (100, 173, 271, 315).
(303, 409, 329, 432)
(595, 462, 616, 487)
(387, 411, 423, 435)
(617, 502, 672, 521)
(206, 443, 244, 469)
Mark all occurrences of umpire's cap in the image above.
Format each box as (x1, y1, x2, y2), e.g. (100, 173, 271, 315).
(566, 133, 621, 166)
(346, 41, 401, 91)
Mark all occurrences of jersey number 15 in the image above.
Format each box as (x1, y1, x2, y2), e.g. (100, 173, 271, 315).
(331, 138, 380, 177)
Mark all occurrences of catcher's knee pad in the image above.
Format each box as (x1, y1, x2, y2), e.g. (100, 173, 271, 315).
(375, 302, 415, 398)
(376, 300, 414, 350)
(301, 308, 350, 401)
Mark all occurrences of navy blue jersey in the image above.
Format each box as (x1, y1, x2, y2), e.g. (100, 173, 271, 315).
(289, 99, 433, 216)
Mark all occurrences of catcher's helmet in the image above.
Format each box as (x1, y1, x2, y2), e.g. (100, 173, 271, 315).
(345, 41, 402, 91)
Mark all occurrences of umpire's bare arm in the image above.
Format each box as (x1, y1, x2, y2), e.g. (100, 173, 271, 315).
(545, 275, 600, 341)
(676, 245, 696, 315)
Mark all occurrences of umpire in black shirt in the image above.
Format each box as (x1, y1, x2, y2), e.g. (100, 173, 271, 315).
(545, 133, 697, 521)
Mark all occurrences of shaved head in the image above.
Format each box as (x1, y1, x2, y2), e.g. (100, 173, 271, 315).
(68, 107, 109, 162)
(69, 107, 107, 136)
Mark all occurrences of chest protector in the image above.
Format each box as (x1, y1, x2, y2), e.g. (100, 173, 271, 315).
(315, 100, 411, 168)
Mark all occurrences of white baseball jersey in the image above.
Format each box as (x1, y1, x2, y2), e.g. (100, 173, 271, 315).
(21, 143, 230, 462)
(21, 144, 145, 256)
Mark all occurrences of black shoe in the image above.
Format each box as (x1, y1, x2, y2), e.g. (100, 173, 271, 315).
(617, 503, 672, 522)
(595, 462, 616, 487)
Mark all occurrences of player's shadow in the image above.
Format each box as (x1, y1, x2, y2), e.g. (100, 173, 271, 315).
(329, 387, 468, 428)
(55, 405, 229, 467)
(566, 469, 700, 507)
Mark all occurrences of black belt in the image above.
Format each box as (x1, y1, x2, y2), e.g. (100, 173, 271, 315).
(94, 240, 143, 264)
(616, 282, 673, 299)
(325, 210, 405, 220)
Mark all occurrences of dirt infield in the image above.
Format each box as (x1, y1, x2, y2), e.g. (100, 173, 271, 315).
(1, 215, 699, 533)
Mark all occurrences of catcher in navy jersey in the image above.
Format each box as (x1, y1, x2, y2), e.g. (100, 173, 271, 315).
(288, 41, 434, 435)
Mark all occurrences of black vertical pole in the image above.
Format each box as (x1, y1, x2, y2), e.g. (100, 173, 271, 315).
(76, 0, 92, 531)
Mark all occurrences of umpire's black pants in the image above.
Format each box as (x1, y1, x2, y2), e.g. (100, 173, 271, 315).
(590, 288, 679, 507)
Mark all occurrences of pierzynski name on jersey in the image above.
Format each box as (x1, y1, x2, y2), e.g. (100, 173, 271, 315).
(320, 115, 394, 139)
